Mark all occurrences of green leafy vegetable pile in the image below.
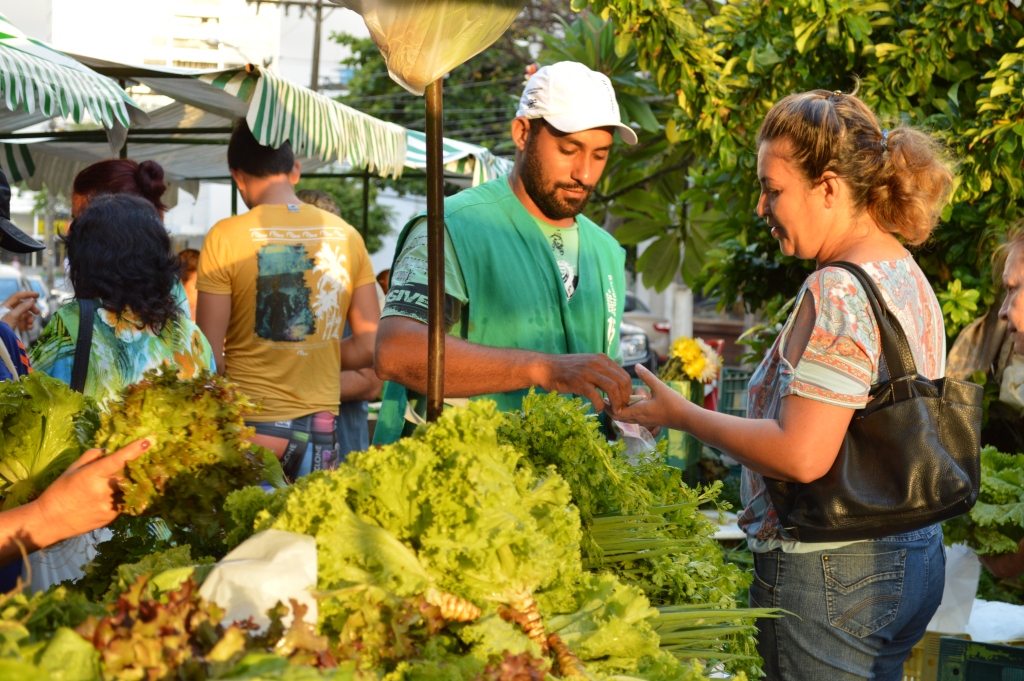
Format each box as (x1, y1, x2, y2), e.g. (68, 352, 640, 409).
(14, 370, 768, 681)
(223, 398, 766, 681)
(93, 365, 273, 521)
(500, 391, 760, 676)
(944, 446, 1024, 555)
(80, 366, 285, 590)
(0, 373, 99, 510)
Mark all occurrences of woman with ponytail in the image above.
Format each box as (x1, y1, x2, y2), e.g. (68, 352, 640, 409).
(609, 89, 954, 679)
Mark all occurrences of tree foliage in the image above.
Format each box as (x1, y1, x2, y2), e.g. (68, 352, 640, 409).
(576, 0, 1023, 338)
(295, 176, 394, 254)
(332, 2, 575, 151)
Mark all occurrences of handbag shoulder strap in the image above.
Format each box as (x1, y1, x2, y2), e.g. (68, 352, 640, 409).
(70, 299, 96, 393)
(826, 261, 918, 379)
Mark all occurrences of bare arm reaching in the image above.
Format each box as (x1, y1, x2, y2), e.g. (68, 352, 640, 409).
(0, 438, 152, 566)
(374, 315, 632, 413)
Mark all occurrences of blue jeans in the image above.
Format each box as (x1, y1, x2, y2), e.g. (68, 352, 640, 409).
(750, 525, 945, 681)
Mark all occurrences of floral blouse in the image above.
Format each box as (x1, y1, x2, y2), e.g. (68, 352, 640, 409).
(30, 302, 215, 405)
(738, 257, 946, 552)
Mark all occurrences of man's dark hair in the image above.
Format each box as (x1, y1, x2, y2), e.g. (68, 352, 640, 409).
(66, 194, 180, 333)
(228, 121, 295, 177)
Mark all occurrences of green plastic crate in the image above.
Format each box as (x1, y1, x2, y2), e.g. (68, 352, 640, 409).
(719, 368, 753, 417)
(938, 637, 1024, 680)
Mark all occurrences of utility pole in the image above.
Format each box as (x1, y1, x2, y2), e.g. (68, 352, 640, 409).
(310, 0, 323, 91)
(43, 189, 56, 290)
(248, 0, 330, 92)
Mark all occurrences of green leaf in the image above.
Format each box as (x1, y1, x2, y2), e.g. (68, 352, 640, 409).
(615, 221, 676, 246)
(637, 235, 682, 292)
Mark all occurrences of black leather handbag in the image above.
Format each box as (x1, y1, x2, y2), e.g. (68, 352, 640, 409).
(764, 261, 983, 543)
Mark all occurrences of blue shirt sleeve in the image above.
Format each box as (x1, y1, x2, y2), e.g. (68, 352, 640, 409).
(0, 323, 29, 381)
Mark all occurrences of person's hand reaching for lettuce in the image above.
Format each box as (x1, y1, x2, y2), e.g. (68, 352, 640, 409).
(0, 438, 153, 566)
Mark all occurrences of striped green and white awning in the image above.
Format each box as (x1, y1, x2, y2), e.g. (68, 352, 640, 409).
(94, 62, 409, 178)
(0, 142, 34, 182)
(246, 69, 407, 178)
(0, 12, 139, 131)
(405, 130, 513, 186)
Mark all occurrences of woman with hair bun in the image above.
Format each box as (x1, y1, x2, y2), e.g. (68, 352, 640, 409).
(69, 159, 191, 316)
(609, 89, 954, 679)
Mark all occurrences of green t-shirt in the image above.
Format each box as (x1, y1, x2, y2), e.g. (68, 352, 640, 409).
(382, 215, 581, 328)
(531, 215, 579, 299)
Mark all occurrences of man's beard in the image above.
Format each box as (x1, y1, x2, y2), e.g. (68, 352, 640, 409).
(521, 142, 595, 221)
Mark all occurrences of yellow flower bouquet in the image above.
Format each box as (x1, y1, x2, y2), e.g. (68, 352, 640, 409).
(652, 337, 721, 476)
(658, 337, 722, 384)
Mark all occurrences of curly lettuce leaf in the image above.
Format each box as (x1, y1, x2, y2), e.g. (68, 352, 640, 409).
(944, 446, 1024, 556)
(0, 373, 98, 510)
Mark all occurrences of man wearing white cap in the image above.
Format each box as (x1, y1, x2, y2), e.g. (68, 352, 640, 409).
(373, 61, 637, 443)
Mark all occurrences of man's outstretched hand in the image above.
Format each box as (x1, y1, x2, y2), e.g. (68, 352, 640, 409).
(531, 353, 633, 413)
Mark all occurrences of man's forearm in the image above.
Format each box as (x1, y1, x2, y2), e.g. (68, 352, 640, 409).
(211, 342, 226, 375)
(375, 317, 543, 396)
(340, 333, 375, 371)
(340, 368, 382, 402)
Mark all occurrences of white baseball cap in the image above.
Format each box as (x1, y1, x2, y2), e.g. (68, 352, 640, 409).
(516, 62, 638, 145)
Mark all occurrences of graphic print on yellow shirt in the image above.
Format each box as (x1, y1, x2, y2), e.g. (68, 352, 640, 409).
(197, 204, 376, 421)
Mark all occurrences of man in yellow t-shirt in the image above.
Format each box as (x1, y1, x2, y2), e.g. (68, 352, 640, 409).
(196, 122, 379, 479)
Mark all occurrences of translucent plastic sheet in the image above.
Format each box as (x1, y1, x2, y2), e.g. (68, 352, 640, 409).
(336, 0, 528, 95)
(199, 529, 318, 631)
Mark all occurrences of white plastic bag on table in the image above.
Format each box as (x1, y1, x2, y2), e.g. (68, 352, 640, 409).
(614, 421, 658, 466)
(199, 529, 317, 631)
(926, 543, 981, 634)
(335, 0, 528, 95)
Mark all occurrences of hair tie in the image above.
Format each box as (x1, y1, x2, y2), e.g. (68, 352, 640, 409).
(880, 128, 889, 149)
(833, 90, 842, 96)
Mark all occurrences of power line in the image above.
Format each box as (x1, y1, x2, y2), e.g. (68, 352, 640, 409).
(338, 75, 522, 101)
(364, 107, 515, 114)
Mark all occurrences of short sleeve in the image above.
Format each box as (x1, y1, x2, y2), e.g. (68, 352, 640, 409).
(29, 314, 74, 384)
(783, 268, 880, 409)
(381, 219, 469, 327)
(349, 230, 377, 290)
(0, 323, 30, 380)
(196, 223, 234, 295)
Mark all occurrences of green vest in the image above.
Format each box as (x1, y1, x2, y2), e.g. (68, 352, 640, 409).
(373, 177, 625, 445)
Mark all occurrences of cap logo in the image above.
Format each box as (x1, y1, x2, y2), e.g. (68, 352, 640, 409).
(526, 97, 539, 109)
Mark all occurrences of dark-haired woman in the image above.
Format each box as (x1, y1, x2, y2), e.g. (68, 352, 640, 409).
(70, 158, 192, 317)
(31, 194, 214, 404)
(608, 90, 954, 680)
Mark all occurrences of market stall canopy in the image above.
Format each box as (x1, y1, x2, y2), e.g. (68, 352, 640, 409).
(0, 94, 512, 193)
(73, 58, 409, 178)
(0, 12, 146, 136)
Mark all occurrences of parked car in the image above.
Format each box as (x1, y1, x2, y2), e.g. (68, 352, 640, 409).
(0, 265, 42, 347)
(620, 320, 657, 378)
(624, 291, 670, 361)
(25, 275, 57, 326)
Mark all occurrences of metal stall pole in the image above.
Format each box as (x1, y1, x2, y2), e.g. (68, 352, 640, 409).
(425, 78, 445, 422)
(361, 169, 370, 239)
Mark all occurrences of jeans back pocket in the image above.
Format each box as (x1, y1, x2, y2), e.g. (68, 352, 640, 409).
(822, 549, 906, 638)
